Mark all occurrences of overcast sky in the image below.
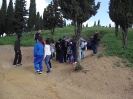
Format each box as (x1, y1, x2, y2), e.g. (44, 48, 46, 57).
(0, 0, 114, 27)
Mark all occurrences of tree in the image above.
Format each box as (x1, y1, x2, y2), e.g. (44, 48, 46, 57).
(86, 23, 88, 27)
(35, 12, 41, 31)
(109, 0, 119, 36)
(63, 19, 66, 27)
(58, 0, 100, 70)
(6, 0, 14, 35)
(97, 19, 100, 26)
(13, 0, 28, 34)
(93, 21, 96, 26)
(0, 0, 7, 36)
(43, 0, 64, 35)
(109, 0, 133, 48)
(109, 24, 111, 28)
(28, 0, 36, 32)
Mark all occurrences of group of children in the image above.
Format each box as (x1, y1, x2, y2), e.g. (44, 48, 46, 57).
(13, 30, 100, 74)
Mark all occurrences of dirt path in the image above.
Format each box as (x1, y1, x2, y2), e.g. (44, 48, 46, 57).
(0, 45, 133, 99)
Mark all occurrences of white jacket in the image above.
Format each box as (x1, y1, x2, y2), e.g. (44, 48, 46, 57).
(44, 44, 51, 58)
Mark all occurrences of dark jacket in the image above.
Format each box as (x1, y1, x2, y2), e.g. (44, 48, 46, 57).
(92, 33, 100, 44)
(34, 32, 40, 41)
(60, 40, 68, 50)
(14, 39, 20, 51)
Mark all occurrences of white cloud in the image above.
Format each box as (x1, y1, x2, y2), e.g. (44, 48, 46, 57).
(36, 0, 49, 16)
(83, 21, 94, 27)
(109, 20, 115, 27)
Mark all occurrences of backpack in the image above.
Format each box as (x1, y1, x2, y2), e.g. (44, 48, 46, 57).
(67, 46, 72, 55)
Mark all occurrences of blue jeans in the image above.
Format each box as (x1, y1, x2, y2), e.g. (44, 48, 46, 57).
(34, 55, 44, 72)
(72, 50, 77, 62)
(68, 54, 74, 62)
(59, 50, 65, 63)
(44, 55, 51, 72)
(93, 44, 98, 54)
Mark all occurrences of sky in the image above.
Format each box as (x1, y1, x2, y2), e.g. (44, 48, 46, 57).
(0, 0, 114, 27)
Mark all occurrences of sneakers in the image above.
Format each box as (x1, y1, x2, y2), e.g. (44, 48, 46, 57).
(47, 71, 50, 73)
(36, 70, 42, 74)
(16, 64, 22, 66)
(70, 62, 74, 65)
(13, 64, 17, 66)
(50, 68, 52, 71)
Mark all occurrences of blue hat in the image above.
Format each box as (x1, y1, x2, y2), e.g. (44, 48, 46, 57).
(63, 35, 67, 38)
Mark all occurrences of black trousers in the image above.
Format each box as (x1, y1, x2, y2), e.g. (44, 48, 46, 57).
(56, 50, 60, 61)
(13, 50, 22, 65)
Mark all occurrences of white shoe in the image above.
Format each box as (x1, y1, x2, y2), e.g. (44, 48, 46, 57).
(50, 68, 52, 71)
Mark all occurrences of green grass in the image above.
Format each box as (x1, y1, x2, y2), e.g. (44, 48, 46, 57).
(0, 26, 133, 67)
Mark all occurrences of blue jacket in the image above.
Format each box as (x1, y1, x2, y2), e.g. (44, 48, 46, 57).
(34, 42, 44, 57)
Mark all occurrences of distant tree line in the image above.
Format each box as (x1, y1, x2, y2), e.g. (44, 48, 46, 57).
(0, 0, 66, 36)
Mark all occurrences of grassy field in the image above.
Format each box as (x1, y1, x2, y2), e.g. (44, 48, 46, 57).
(0, 26, 133, 67)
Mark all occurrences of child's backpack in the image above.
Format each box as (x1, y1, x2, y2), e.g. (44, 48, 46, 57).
(67, 46, 72, 55)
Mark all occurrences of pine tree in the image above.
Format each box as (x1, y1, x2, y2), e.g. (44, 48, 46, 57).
(109, 0, 133, 48)
(0, 0, 7, 36)
(93, 21, 96, 26)
(97, 19, 100, 26)
(35, 12, 41, 31)
(28, 0, 36, 32)
(58, 0, 100, 70)
(6, 0, 14, 35)
(43, 0, 64, 35)
(13, 0, 28, 34)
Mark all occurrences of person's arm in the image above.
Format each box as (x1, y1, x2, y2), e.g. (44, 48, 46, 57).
(34, 44, 37, 57)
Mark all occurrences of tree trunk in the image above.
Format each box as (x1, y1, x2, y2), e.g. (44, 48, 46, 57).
(115, 24, 118, 36)
(75, 22, 83, 70)
(120, 26, 128, 48)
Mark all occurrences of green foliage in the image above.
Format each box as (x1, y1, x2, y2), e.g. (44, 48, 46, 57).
(0, 0, 7, 34)
(13, 0, 28, 34)
(6, 0, 14, 35)
(101, 28, 133, 67)
(109, 0, 133, 48)
(28, 0, 36, 32)
(43, 0, 64, 35)
(75, 64, 83, 71)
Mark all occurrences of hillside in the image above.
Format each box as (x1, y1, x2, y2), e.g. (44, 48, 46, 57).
(0, 45, 133, 99)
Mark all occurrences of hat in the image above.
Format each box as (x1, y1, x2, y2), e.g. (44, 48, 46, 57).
(63, 35, 67, 38)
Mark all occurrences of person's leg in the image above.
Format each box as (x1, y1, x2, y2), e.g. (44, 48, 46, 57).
(56, 50, 58, 60)
(95, 44, 98, 54)
(82, 50, 85, 59)
(17, 50, 22, 64)
(34, 56, 40, 71)
(13, 51, 18, 65)
(38, 55, 44, 72)
(59, 50, 64, 63)
(92, 44, 95, 54)
(45, 55, 51, 72)
(69, 54, 74, 64)
(49, 59, 51, 68)
(64, 50, 67, 62)
(73, 50, 77, 63)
